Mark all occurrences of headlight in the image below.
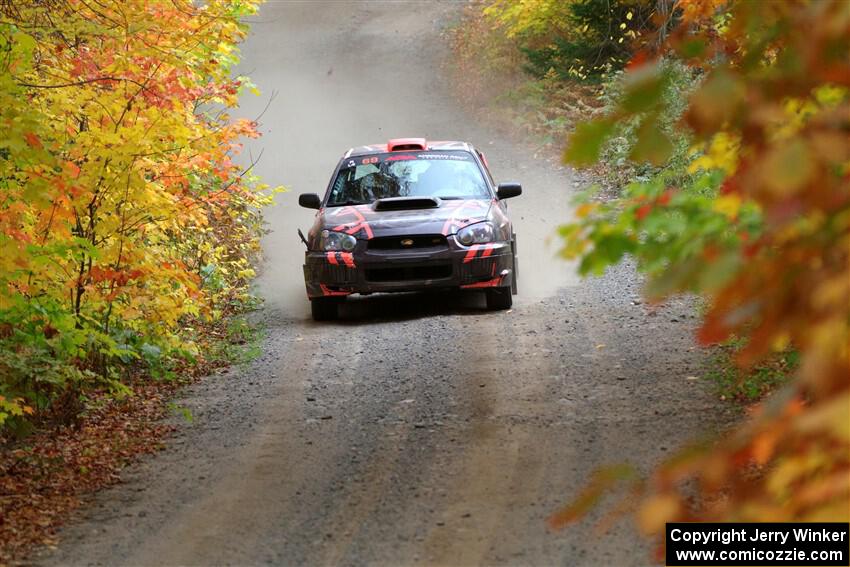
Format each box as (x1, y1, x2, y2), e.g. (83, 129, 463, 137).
(320, 230, 357, 251)
(457, 222, 495, 246)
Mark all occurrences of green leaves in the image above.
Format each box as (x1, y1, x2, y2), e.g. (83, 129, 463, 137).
(559, 166, 763, 300)
(579, 232, 636, 275)
(629, 117, 673, 166)
(620, 67, 667, 114)
(563, 118, 616, 166)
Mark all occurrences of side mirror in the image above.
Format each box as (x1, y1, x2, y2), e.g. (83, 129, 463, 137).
(496, 182, 522, 200)
(299, 193, 322, 210)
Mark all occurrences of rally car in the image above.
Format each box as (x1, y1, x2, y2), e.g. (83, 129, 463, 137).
(298, 138, 521, 321)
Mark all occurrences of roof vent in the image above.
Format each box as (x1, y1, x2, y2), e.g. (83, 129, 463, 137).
(387, 137, 426, 152)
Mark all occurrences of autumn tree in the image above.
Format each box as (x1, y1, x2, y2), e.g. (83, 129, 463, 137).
(551, 0, 849, 555)
(484, 0, 662, 81)
(0, 0, 273, 428)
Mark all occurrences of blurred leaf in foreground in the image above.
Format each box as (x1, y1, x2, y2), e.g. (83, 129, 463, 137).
(554, 0, 850, 554)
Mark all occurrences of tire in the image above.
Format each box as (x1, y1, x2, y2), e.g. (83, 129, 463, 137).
(485, 286, 513, 310)
(311, 297, 339, 321)
(511, 236, 519, 295)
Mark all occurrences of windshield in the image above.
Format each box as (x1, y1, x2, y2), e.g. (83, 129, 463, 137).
(326, 150, 490, 206)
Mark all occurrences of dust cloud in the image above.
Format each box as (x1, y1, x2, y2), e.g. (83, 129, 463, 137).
(231, 1, 579, 319)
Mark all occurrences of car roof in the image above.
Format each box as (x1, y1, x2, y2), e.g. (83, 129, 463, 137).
(343, 139, 474, 158)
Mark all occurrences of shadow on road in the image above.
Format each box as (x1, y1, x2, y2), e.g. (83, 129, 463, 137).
(331, 290, 494, 324)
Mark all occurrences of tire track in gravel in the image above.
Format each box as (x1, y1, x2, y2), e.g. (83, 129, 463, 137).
(121, 323, 327, 565)
(421, 315, 536, 566)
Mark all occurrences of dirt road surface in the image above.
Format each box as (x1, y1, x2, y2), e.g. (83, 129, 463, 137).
(37, 2, 731, 565)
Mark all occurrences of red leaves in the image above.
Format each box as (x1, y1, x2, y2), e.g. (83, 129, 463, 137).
(626, 49, 651, 71)
(6, 228, 33, 244)
(88, 267, 144, 286)
(634, 188, 676, 221)
(0, 383, 176, 564)
(696, 315, 729, 346)
(64, 161, 80, 179)
(657, 188, 675, 206)
(23, 132, 42, 149)
(686, 67, 747, 135)
(701, 244, 719, 262)
(87, 266, 118, 283)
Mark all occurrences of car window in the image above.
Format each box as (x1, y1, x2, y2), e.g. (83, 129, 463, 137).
(327, 151, 489, 206)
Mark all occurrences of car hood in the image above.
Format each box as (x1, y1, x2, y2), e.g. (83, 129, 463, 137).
(317, 199, 493, 238)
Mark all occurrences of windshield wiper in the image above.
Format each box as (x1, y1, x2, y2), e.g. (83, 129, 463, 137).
(436, 196, 463, 200)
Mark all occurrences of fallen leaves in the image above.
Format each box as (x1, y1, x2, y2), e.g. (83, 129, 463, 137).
(0, 382, 176, 564)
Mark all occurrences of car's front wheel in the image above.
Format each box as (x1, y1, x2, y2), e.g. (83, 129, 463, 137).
(311, 297, 340, 321)
(485, 286, 512, 310)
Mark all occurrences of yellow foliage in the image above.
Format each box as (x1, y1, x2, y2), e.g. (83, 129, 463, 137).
(637, 494, 680, 535)
(711, 194, 742, 220)
(0, 0, 277, 421)
(688, 132, 739, 175)
(484, 0, 575, 39)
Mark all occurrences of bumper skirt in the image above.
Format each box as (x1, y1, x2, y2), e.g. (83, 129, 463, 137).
(304, 242, 513, 298)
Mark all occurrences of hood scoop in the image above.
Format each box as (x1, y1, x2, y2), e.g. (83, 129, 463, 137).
(373, 196, 440, 211)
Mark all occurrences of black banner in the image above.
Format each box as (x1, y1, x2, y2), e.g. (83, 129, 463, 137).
(666, 523, 849, 566)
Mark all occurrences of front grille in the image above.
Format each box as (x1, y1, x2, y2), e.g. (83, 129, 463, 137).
(313, 262, 354, 284)
(458, 257, 496, 280)
(368, 235, 448, 251)
(365, 264, 452, 282)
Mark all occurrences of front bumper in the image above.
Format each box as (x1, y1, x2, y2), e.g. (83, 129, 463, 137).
(303, 238, 513, 298)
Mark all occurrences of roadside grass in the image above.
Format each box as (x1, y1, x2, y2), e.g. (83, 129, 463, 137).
(206, 313, 265, 368)
(707, 340, 799, 403)
(0, 302, 265, 565)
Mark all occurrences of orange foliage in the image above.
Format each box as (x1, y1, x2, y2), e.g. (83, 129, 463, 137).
(553, 0, 850, 554)
(0, 1, 275, 427)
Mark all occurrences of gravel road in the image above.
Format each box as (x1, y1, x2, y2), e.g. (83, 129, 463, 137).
(37, 2, 732, 565)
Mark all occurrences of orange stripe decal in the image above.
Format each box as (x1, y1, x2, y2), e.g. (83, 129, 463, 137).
(327, 252, 339, 265)
(460, 276, 503, 289)
(319, 284, 351, 297)
(463, 245, 479, 263)
(340, 252, 356, 268)
(334, 206, 372, 240)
